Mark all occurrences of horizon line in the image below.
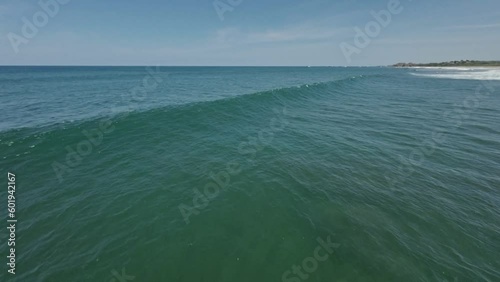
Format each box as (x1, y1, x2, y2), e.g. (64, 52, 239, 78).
(0, 65, 388, 67)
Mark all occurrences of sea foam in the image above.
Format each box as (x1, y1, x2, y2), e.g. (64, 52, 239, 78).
(410, 67, 500, 81)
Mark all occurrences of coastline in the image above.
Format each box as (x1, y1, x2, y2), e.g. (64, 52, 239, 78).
(392, 60, 500, 69)
(396, 65, 500, 68)
(398, 66, 500, 70)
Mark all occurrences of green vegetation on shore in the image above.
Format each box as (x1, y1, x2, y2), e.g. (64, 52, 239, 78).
(392, 60, 500, 67)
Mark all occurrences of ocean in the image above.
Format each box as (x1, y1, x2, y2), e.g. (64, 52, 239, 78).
(0, 66, 499, 281)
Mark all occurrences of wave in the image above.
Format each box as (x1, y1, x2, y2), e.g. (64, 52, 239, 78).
(410, 68, 500, 81)
(1, 74, 379, 135)
(0, 74, 382, 164)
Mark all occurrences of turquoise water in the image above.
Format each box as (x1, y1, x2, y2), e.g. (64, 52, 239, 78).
(0, 67, 499, 281)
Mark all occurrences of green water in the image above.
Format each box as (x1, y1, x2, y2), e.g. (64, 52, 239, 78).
(0, 67, 499, 281)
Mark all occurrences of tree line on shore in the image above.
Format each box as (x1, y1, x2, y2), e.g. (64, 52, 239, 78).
(392, 60, 500, 67)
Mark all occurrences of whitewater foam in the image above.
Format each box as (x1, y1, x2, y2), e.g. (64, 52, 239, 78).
(410, 67, 500, 81)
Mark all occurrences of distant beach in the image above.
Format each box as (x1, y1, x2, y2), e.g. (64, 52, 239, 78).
(392, 60, 500, 68)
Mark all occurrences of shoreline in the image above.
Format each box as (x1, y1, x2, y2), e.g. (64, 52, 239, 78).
(394, 66, 500, 70)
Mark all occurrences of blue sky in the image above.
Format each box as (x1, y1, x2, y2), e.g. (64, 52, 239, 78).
(1, 0, 499, 66)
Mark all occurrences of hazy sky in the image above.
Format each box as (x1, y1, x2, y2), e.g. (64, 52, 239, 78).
(1, 0, 499, 66)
